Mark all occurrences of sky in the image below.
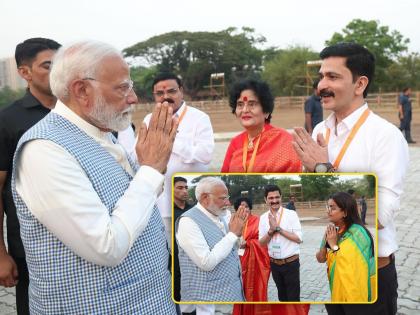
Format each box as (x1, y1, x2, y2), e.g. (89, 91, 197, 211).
(0, 0, 418, 59)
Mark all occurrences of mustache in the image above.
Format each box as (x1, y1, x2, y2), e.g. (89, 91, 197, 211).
(319, 89, 335, 98)
(270, 202, 280, 206)
(162, 98, 175, 104)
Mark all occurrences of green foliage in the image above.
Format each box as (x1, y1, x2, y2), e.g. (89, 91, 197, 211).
(130, 66, 158, 102)
(123, 27, 265, 98)
(326, 19, 410, 92)
(299, 175, 339, 201)
(274, 177, 301, 199)
(187, 175, 373, 205)
(261, 46, 318, 96)
(0, 87, 25, 109)
(363, 175, 376, 198)
(387, 52, 420, 91)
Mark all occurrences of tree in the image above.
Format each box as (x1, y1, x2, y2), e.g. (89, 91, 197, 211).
(130, 66, 158, 102)
(363, 175, 376, 198)
(0, 87, 25, 109)
(261, 46, 318, 96)
(123, 27, 265, 98)
(326, 19, 409, 91)
(299, 175, 339, 201)
(387, 52, 420, 91)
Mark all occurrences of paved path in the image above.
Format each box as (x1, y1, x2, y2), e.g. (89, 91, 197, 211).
(2, 143, 419, 315)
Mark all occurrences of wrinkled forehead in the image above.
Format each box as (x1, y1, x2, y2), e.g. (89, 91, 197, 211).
(96, 55, 130, 82)
(210, 183, 228, 195)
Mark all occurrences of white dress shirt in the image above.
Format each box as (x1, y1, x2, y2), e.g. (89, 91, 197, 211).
(312, 103, 409, 257)
(259, 207, 302, 259)
(144, 102, 214, 219)
(15, 101, 164, 267)
(176, 203, 238, 272)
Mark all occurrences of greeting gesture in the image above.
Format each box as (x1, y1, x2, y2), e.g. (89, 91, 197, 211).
(325, 224, 339, 249)
(229, 205, 249, 237)
(136, 102, 179, 173)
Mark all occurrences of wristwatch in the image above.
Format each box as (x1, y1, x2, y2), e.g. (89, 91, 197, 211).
(314, 162, 335, 173)
(274, 226, 282, 234)
(332, 245, 340, 252)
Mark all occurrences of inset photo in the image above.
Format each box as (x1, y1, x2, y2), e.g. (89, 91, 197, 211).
(172, 173, 377, 304)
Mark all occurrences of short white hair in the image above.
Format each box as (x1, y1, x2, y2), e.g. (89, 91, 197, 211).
(195, 177, 226, 200)
(49, 40, 122, 100)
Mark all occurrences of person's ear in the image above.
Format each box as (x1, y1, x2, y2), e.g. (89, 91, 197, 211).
(70, 79, 91, 107)
(17, 65, 32, 82)
(355, 76, 369, 97)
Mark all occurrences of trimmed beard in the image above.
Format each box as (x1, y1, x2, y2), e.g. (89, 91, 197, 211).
(88, 92, 132, 131)
(207, 202, 225, 217)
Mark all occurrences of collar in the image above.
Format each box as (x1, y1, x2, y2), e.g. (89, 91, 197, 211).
(325, 103, 368, 132)
(174, 101, 186, 117)
(269, 207, 281, 216)
(52, 100, 111, 141)
(21, 89, 44, 109)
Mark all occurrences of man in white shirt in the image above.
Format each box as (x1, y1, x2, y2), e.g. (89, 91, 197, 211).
(293, 42, 409, 315)
(176, 177, 246, 307)
(144, 73, 214, 248)
(12, 41, 178, 314)
(259, 184, 302, 302)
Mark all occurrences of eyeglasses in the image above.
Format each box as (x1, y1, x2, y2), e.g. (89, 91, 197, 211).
(83, 77, 134, 98)
(153, 88, 179, 98)
(236, 100, 260, 110)
(326, 205, 341, 213)
(208, 193, 230, 201)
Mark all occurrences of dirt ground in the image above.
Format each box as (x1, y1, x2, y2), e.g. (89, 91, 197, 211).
(133, 105, 420, 147)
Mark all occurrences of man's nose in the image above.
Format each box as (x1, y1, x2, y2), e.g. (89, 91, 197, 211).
(318, 77, 326, 90)
(127, 89, 138, 104)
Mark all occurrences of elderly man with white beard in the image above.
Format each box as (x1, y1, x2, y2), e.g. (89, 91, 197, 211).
(176, 177, 246, 310)
(12, 41, 178, 314)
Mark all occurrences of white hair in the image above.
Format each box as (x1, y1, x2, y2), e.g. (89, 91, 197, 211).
(195, 177, 226, 200)
(49, 40, 123, 100)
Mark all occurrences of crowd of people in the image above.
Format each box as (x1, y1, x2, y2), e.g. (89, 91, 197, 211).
(0, 38, 410, 315)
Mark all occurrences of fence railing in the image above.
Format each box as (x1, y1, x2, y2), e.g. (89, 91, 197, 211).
(133, 91, 419, 113)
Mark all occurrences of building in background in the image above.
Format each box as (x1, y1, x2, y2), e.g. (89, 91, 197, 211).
(0, 57, 26, 90)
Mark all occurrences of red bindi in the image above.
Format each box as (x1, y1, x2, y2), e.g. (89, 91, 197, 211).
(242, 96, 248, 102)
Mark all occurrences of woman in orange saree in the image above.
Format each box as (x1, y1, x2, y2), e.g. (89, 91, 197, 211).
(221, 79, 301, 173)
(227, 79, 308, 315)
(234, 197, 270, 302)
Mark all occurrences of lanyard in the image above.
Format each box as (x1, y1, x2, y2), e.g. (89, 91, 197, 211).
(325, 108, 370, 170)
(272, 207, 284, 239)
(275, 206, 284, 226)
(177, 105, 188, 125)
(242, 128, 264, 172)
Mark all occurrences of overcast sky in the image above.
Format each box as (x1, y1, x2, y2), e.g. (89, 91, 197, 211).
(0, 0, 418, 59)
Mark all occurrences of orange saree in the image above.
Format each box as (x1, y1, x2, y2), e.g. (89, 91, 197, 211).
(221, 124, 302, 173)
(239, 215, 270, 301)
(227, 125, 308, 315)
(232, 215, 308, 315)
(233, 304, 310, 315)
